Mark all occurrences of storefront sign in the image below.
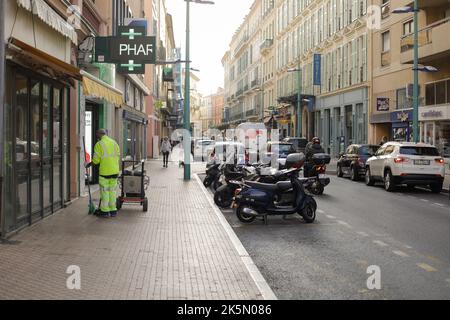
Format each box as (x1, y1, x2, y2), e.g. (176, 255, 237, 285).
(376, 97, 390, 111)
(95, 26, 156, 74)
(419, 106, 450, 121)
(421, 110, 443, 118)
(391, 110, 412, 123)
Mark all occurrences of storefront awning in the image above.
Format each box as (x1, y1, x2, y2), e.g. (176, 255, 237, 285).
(81, 71, 124, 107)
(8, 37, 82, 81)
(17, 0, 78, 44)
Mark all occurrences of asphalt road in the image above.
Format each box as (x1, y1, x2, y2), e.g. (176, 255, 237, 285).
(200, 173, 450, 300)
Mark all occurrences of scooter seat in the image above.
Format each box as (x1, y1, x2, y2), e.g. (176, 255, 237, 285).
(246, 181, 292, 192)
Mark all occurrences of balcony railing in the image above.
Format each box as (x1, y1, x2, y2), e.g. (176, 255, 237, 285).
(260, 39, 274, 54)
(251, 78, 260, 88)
(400, 17, 450, 64)
(236, 89, 244, 97)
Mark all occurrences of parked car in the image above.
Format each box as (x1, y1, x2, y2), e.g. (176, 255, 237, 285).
(365, 142, 445, 193)
(337, 144, 380, 181)
(193, 139, 215, 162)
(283, 137, 309, 154)
(261, 142, 296, 168)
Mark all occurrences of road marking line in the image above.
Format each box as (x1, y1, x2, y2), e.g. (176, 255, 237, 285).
(433, 203, 445, 207)
(317, 209, 325, 214)
(326, 215, 336, 219)
(404, 245, 413, 249)
(337, 220, 352, 228)
(417, 263, 437, 272)
(393, 250, 410, 258)
(373, 240, 389, 247)
(420, 199, 429, 202)
(357, 231, 369, 237)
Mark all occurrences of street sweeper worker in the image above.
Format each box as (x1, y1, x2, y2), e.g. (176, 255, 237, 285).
(85, 129, 120, 218)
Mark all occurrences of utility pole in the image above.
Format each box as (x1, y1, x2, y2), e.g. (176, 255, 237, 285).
(184, 0, 191, 181)
(0, 0, 6, 237)
(412, 0, 419, 143)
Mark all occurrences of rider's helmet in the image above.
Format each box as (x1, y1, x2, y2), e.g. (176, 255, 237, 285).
(312, 137, 321, 145)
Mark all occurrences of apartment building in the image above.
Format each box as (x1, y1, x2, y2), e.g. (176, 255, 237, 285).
(370, 0, 450, 157)
(223, 0, 370, 156)
(223, 0, 263, 128)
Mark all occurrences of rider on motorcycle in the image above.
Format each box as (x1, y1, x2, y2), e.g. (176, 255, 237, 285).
(304, 137, 325, 177)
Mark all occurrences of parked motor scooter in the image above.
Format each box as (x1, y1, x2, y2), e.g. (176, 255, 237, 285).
(303, 153, 331, 195)
(214, 164, 256, 208)
(204, 162, 221, 188)
(233, 153, 318, 224)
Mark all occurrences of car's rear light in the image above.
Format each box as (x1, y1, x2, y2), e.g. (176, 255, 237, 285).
(234, 188, 242, 196)
(394, 157, 409, 164)
(435, 158, 445, 165)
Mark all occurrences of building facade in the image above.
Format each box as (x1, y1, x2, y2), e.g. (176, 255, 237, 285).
(222, 0, 371, 156)
(370, 0, 450, 156)
(0, 0, 179, 236)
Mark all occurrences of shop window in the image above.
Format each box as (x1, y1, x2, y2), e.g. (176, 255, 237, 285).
(437, 122, 450, 158)
(436, 81, 446, 105)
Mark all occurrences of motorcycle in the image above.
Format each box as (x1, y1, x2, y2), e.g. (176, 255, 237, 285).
(203, 163, 221, 188)
(214, 164, 256, 208)
(233, 153, 318, 224)
(303, 153, 331, 195)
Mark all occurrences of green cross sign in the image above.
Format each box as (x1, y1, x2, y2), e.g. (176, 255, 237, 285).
(120, 60, 142, 72)
(120, 28, 143, 40)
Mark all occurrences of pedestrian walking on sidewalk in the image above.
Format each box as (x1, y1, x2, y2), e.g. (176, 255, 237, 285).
(161, 136, 172, 168)
(85, 129, 120, 218)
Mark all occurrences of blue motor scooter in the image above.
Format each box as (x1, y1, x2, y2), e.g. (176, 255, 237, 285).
(233, 153, 317, 224)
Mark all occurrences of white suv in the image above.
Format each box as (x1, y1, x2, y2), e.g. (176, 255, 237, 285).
(365, 142, 445, 193)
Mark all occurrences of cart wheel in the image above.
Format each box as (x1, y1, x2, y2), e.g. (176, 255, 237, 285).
(143, 198, 148, 212)
(116, 198, 122, 211)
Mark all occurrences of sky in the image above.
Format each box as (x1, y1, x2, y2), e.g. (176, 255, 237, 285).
(166, 0, 254, 96)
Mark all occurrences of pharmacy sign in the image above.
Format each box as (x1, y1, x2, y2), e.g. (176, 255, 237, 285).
(95, 26, 156, 74)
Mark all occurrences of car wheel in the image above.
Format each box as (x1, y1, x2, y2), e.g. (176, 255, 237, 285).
(337, 165, 344, 178)
(430, 183, 443, 194)
(384, 170, 395, 192)
(365, 168, 375, 186)
(350, 166, 359, 181)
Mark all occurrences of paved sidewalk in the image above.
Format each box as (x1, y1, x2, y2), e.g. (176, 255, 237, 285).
(0, 160, 269, 300)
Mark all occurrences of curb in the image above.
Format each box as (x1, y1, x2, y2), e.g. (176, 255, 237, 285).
(194, 174, 278, 301)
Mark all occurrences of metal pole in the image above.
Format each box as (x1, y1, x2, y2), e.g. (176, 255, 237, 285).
(297, 66, 302, 137)
(413, 0, 419, 143)
(0, 0, 6, 237)
(184, 0, 191, 180)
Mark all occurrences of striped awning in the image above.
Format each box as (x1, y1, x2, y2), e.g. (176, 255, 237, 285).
(82, 72, 124, 107)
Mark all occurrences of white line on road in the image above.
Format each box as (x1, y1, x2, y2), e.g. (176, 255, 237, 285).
(433, 203, 445, 207)
(373, 240, 389, 247)
(337, 220, 352, 228)
(357, 231, 369, 237)
(417, 263, 438, 272)
(392, 250, 410, 258)
(326, 215, 337, 219)
(420, 199, 429, 203)
(317, 209, 325, 214)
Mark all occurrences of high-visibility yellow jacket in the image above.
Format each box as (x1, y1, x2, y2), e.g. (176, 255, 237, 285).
(92, 135, 120, 176)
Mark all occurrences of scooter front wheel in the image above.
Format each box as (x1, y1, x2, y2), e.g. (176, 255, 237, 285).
(300, 199, 317, 223)
(236, 205, 257, 223)
(214, 188, 233, 208)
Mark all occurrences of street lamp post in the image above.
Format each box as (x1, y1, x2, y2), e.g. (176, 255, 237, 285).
(183, 0, 214, 181)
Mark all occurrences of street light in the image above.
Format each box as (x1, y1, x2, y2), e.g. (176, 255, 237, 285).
(393, 1, 438, 143)
(183, 0, 214, 181)
(287, 66, 302, 137)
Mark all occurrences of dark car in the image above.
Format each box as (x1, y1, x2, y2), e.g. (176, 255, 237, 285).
(261, 142, 296, 168)
(283, 137, 309, 154)
(337, 144, 380, 181)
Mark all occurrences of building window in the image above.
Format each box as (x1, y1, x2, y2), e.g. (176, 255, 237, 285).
(403, 20, 413, 36)
(396, 88, 412, 110)
(382, 31, 390, 52)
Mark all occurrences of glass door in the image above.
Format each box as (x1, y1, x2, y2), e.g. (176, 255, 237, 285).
(14, 74, 30, 226)
(52, 88, 63, 209)
(42, 83, 52, 215)
(30, 80, 43, 222)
